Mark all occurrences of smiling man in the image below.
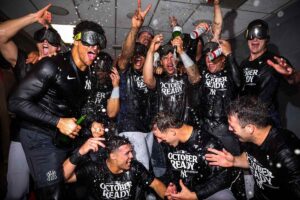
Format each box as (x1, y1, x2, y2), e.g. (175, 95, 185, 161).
(63, 135, 167, 200)
(9, 20, 106, 199)
(152, 112, 235, 200)
(205, 96, 300, 200)
(240, 19, 294, 127)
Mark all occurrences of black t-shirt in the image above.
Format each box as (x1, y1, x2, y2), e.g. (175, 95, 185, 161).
(240, 51, 284, 112)
(162, 128, 231, 199)
(199, 63, 239, 122)
(244, 127, 300, 200)
(75, 160, 155, 200)
(156, 74, 191, 122)
(80, 65, 114, 137)
(118, 67, 154, 132)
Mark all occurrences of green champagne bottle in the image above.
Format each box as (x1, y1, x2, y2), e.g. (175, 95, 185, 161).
(54, 115, 87, 148)
(172, 26, 183, 39)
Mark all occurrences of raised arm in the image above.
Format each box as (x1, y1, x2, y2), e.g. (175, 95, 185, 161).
(63, 137, 105, 182)
(0, 4, 51, 66)
(107, 67, 120, 118)
(117, 0, 151, 71)
(219, 39, 241, 88)
(211, 0, 222, 42)
(267, 56, 300, 85)
(143, 34, 163, 89)
(172, 37, 201, 84)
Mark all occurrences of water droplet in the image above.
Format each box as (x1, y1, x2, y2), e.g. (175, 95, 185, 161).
(277, 11, 284, 18)
(276, 163, 282, 168)
(253, 0, 260, 7)
(294, 149, 300, 155)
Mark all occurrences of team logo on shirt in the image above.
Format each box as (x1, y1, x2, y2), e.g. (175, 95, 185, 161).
(160, 79, 184, 97)
(133, 75, 148, 93)
(247, 154, 275, 189)
(168, 150, 198, 178)
(46, 170, 58, 182)
(85, 79, 92, 90)
(243, 68, 258, 85)
(94, 91, 106, 104)
(204, 73, 227, 95)
(99, 180, 132, 199)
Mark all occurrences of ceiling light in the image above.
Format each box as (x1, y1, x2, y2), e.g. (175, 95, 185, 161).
(52, 24, 75, 44)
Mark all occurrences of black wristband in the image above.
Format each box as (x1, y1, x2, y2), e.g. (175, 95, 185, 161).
(69, 149, 86, 165)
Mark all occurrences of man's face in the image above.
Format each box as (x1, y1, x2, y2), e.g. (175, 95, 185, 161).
(161, 52, 176, 75)
(247, 38, 267, 56)
(138, 32, 152, 47)
(205, 55, 225, 73)
(113, 144, 134, 171)
(76, 40, 100, 66)
(228, 114, 251, 142)
(133, 55, 145, 72)
(36, 40, 59, 57)
(154, 127, 179, 147)
(96, 70, 109, 84)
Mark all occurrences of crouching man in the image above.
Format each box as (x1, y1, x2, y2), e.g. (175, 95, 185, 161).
(63, 135, 167, 199)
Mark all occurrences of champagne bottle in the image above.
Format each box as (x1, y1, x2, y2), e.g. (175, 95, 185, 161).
(54, 115, 87, 148)
(172, 26, 183, 39)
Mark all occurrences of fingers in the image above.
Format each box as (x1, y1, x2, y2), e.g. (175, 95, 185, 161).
(40, 3, 52, 13)
(138, 0, 141, 9)
(142, 4, 152, 17)
(207, 147, 222, 155)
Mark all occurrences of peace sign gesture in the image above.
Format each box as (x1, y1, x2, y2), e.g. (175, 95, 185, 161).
(132, 0, 152, 29)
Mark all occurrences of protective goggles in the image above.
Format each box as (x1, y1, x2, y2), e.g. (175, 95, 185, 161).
(34, 28, 61, 47)
(245, 26, 269, 40)
(74, 31, 106, 49)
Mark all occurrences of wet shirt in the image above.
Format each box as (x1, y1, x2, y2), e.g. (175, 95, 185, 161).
(9, 52, 90, 136)
(240, 51, 283, 112)
(80, 67, 114, 137)
(199, 55, 241, 122)
(163, 128, 231, 199)
(75, 160, 154, 200)
(118, 66, 153, 133)
(156, 74, 191, 122)
(244, 127, 300, 200)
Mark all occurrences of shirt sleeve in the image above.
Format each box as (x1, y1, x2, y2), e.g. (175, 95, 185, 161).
(133, 161, 155, 188)
(75, 161, 98, 184)
(8, 57, 60, 128)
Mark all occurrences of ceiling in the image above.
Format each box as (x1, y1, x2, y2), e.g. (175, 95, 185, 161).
(0, 0, 297, 57)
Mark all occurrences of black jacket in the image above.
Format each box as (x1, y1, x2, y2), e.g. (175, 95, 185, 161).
(9, 52, 89, 136)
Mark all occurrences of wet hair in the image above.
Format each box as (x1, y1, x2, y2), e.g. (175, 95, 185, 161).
(158, 44, 174, 59)
(228, 96, 271, 128)
(73, 20, 105, 37)
(95, 51, 113, 72)
(152, 112, 183, 132)
(138, 26, 154, 38)
(105, 135, 131, 155)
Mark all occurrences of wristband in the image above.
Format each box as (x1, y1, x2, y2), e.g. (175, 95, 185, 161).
(180, 52, 194, 68)
(110, 87, 119, 99)
(69, 149, 86, 165)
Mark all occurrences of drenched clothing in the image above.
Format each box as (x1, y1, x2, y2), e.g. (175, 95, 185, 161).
(80, 66, 115, 137)
(118, 66, 154, 133)
(198, 55, 241, 154)
(244, 127, 300, 200)
(240, 51, 287, 125)
(75, 160, 154, 200)
(9, 52, 90, 188)
(161, 128, 232, 199)
(155, 73, 192, 122)
(9, 52, 90, 136)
